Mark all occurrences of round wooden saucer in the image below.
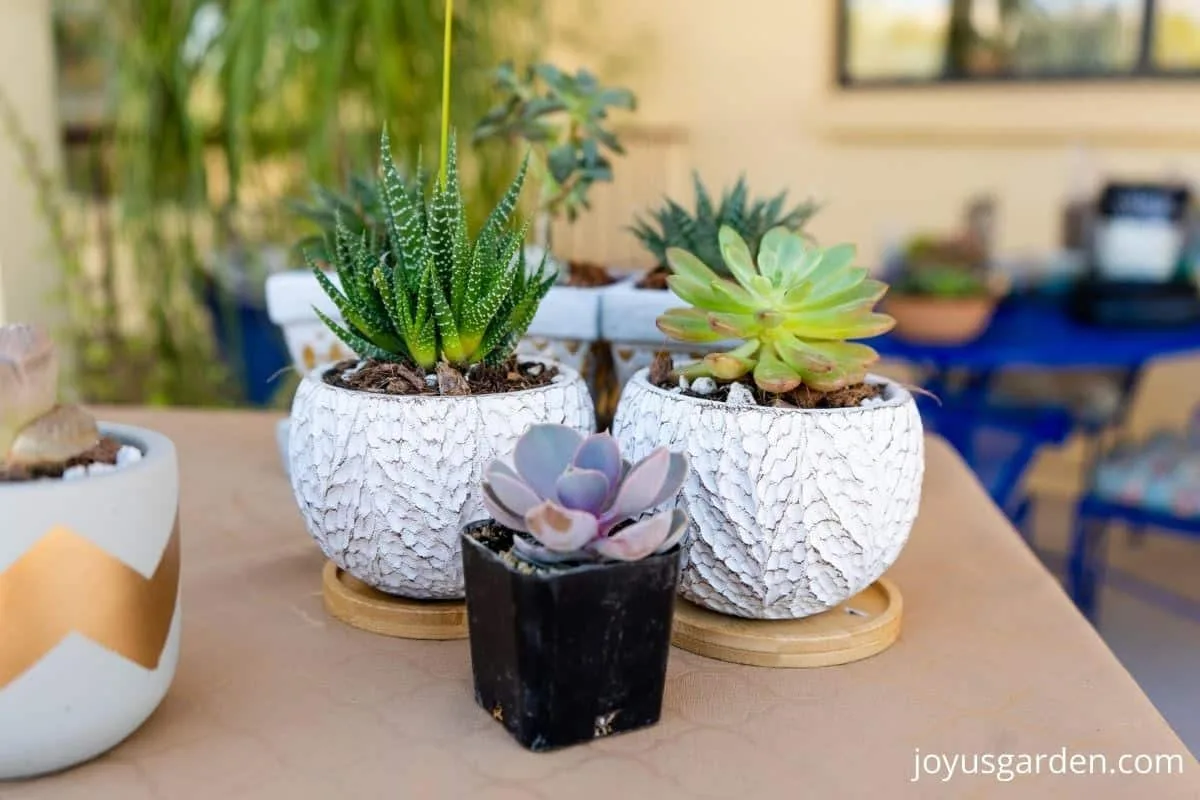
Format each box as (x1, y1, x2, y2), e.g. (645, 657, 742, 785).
(321, 562, 467, 640)
(672, 579, 902, 668)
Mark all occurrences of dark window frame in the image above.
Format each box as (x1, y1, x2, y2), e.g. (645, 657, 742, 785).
(837, 0, 1200, 87)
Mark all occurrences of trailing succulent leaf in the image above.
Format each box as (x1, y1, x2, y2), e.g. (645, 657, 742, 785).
(656, 226, 895, 394)
(482, 424, 689, 566)
(631, 173, 819, 278)
(0, 324, 99, 467)
(309, 128, 555, 371)
(473, 61, 635, 224)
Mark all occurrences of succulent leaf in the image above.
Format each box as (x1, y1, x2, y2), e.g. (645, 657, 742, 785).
(718, 226, 758, 288)
(487, 471, 544, 517)
(7, 404, 100, 467)
(483, 483, 529, 531)
(514, 423, 585, 499)
(655, 308, 726, 343)
(591, 511, 678, 562)
(599, 448, 672, 528)
(555, 469, 611, 513)
(0, 324, 58, 458)
(572, 433, 623, 487)
(525, 501, 599, 552)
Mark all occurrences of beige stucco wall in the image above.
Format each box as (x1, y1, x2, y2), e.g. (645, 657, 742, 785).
(0, 0, 61, 329)
(547, 0, 1200, 267)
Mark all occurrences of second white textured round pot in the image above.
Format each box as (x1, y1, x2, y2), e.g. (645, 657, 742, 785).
(612, 369, 924, 619)
(288, 361, 595, 599)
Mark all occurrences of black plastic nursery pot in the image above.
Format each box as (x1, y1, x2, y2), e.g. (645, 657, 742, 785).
(460, 521, 681, 752)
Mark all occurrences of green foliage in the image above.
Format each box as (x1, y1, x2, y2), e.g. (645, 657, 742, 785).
(30, 0, 542, 407)
(895, 265, 989, 298)
(632, 173, 819, 278)
(656, 226, 894, 394)
(473, 62, 636, 224)
(290, 173, 388, 264)
(312, 130, 554, 371)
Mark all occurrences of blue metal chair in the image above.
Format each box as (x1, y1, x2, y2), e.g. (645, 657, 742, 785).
(1068, 420, 1200, 618)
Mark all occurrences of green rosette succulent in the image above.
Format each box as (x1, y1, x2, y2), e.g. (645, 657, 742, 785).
(656, 226, 895, 394)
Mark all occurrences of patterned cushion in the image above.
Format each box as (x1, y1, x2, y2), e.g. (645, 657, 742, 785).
(1093, 424, 1200, 518)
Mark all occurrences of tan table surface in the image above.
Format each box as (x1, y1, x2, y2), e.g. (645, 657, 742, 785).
(6, 409, 1197, 800)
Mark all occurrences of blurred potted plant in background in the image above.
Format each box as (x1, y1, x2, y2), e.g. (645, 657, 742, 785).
(884, 197, 1007, 344)
(462, 424, 687, 751)
(602, 174, 820, 386)
(472, 61, 636, 385)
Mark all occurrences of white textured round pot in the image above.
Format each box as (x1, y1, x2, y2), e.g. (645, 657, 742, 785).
(0, 423, 181, 779)
(612, 370, 924, 619)
(288, 361, 595, 599)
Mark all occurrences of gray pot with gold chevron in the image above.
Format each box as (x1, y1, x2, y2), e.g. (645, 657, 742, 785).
(0, 324, 180, 780)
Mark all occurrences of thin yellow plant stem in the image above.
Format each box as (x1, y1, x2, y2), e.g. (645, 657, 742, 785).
(439, 0, 455, 188)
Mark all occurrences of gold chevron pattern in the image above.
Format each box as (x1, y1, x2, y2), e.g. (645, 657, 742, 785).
(0, 522, 180, 689)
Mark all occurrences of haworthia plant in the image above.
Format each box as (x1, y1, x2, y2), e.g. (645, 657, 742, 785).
(309, 128, 555, 371)
(632, 173, 819, 278)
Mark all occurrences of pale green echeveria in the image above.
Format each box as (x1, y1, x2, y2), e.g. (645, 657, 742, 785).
(482, 424, 689, 566)
(656, 225, 895, 394)
(0, 324, 99, 467)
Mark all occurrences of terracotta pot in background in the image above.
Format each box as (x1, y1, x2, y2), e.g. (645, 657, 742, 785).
(885, 294, 999, 345)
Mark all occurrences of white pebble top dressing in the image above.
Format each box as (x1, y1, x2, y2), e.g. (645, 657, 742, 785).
(61, 445, 143, 481)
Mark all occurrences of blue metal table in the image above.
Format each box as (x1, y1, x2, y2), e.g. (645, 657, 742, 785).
(874, 294, 1200, 371)
(872, 294, 1200, 521)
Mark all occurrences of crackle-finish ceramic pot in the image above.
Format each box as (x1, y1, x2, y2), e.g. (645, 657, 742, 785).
(612, 370, 924, 619)
(0, 424, 180, 779)
(288, 361, 595, 599)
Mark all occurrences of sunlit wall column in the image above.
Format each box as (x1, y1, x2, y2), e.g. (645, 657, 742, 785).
(0, 0, 61, 328)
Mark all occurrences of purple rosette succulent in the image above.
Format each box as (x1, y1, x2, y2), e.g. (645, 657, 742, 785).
(482, 424, 689, 565)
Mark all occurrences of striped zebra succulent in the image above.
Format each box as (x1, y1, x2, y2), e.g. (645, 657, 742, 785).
(310, 129, 555, 371)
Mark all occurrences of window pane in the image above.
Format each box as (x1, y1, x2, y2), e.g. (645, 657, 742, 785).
(844, 0, 952, 82)
(841, 0, 1146, 83)
(1155, 0, 1200, 70)
(1002, 1, 1144, 76)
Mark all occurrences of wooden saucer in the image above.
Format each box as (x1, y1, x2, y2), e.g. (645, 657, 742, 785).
(321, 562, 467, 640)
(672, 579, 902, 668)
